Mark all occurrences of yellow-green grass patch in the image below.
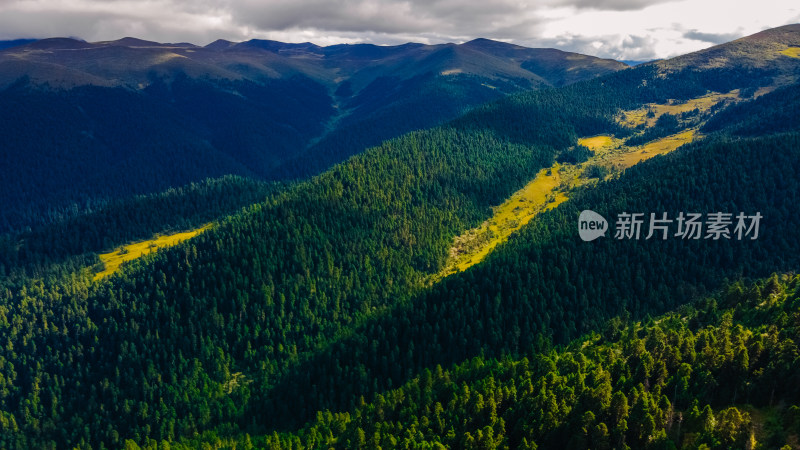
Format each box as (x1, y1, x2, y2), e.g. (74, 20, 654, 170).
(780, 47, 800, 58)
(94, 224, 212, 280)
(616, 91, 739, 128)
(608, 129, 696, 168)
(577, 135, 614, 151)
(435, 128, 696, 281)
(438, 166, 568, 278)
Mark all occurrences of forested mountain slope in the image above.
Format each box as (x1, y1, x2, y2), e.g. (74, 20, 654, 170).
(265, 131, 800, 429)
(0, 127, 564, 448)
(0, 37, 624, 232)
(177, 274, 800, 449)
(1, 25, 799, 449)
(702, 81, 800, 136)
(0, 175, 278, 283)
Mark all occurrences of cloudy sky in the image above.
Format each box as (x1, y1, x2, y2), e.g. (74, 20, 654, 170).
(0, 0, 798, 60)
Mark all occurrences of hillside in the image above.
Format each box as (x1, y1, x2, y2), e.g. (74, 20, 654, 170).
(176, 274, 800, 449)
(1, 25, 800, 449)
(260, 125, 800, 425)
(0, 37, 626, 232)
(657, 23, 800, 73)
(0, 175, 277, 283)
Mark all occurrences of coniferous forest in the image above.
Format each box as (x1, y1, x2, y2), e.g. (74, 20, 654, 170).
(1, 22, 800, 450)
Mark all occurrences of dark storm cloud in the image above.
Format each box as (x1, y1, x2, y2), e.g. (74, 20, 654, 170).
(0, 1, 233, 44)
(568, 0, 673, 11)
(529, 33, 662, 60)
(683, 29, 743, 45)
(230, 0, 547, 39)
(0, 0, 673, 43)
(229, 0, 675, 40)
(0, 0, 796, 59)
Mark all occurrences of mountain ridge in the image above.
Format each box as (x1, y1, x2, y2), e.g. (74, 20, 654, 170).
(0, 35, 628, 232)
(656, 23, 800, 72)
(0, 36, 627, 90)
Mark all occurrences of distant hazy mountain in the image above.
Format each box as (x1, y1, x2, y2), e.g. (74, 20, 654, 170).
(0, 37, 626, 231)
(0, 39, 37, 50)
(0, 36, 625, 90)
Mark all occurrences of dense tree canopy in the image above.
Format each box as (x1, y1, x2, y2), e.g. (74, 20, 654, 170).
(238, 275, 800, 449)
(0, 47, 797, 448)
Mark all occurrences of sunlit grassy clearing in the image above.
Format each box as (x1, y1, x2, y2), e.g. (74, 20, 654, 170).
(437, 167, 567, 278)
(577, 135, 614, 151)
(616, 91, 739, 128)
(94, 224, 212, 280)
(780, 47, 800, 58)
(577, 135, 623, 151)
(753, 85, 777, 98)
(438, 130, 696, 279)
(438, 82, 716, 278)
(605, 129, 696, 168)
(574, 131, 695, 181)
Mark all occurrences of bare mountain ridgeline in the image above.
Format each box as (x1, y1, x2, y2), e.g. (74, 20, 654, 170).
(657, 24, 800, 71)
(0, 36, 626, 90)
(0, 36, 627, 232)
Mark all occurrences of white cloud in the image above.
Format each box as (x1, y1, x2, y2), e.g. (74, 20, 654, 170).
(0, 0, 797, 59)
(524, 0, 800, 59)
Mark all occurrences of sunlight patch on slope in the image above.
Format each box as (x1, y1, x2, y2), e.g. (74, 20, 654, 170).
(577, 135, 614, 151)
(436, 87, 727, 280)
(437, 130, 697, 280)
(440, 69, 464, 75)
(574, 131, 694, 183)
(603, 129, 695, 169)
(437, 167, 567, 279)
(616, 91, 740, 128)
(780, 47, 800, 58)
(152, 52, 188, 64)
(94, 224, 212, 280)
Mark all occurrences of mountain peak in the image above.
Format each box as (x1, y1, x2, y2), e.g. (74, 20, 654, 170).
(21, 37, 92, 50)
(102, 37, 161, 46)
(738, 22, 800, 42)
(461, 38, 522, 50)
(98, 37, 196, 48)
(233, 39, 322, 54)
(205, 39, 236, 50)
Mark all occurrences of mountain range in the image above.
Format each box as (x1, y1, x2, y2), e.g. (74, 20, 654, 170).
(0, 36, 625, 232)
(1, 23, 800, 449)
(0, 36, 625, 89)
